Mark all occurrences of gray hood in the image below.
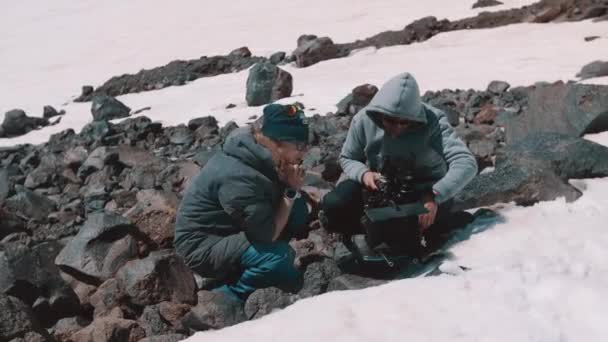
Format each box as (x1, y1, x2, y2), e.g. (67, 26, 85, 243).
(366, 72, 427, 126)
(221, 127, 278, 181)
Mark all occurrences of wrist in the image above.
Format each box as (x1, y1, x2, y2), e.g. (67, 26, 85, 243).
(284, 187, 301, 201)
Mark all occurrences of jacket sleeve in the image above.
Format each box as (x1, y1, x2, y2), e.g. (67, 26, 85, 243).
(431, 113, 478, 204)
(339, 115, 370, 183)
(217, 182, 275, 243)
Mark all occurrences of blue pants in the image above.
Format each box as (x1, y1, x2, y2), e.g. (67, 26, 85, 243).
(218, 197, 308, 301)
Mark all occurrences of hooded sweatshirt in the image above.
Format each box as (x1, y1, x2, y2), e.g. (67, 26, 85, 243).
(174, 127, 283, 276)
(340, 72, 477, 203)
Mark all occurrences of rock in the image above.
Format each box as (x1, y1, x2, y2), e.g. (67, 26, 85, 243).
(245, 62, 293, 106)
(115, 250, 197, 307)
(79, 121, 114, 144)
(0, 109, 49, 138)
(158, 301, 191, 326)
(473, 104, 498, 125)
(51, 316, 91, 341)
(576, 60, 608, 80)
(298, 258, 342, 298)
(327, 274, 388, 291)
(69, 316, 145, 342)
(454, 133, 608, 210)
(269, 51, 286, 65)
(81, 86, 94, 98)
(0, 242, 81, 324)
(64, 146, 89, 168)
(165, 125, 194, 145)
(336, 84, 378, 115)
(124, 190, 178, 248)
(139, 305, 174, 337)
(4, 188, 56, 222)
(229, 46, 252, 58)
(0, 209, 26, 241)
(43, 105, 63, 119)
(60, 272, 98, 314)
(297, 34, 318, 47)
(504, 82, 608, 143)
(0, 167, 12, 204)
(187, 116, 218, 131)
(487, 80, 510, 94)
(472, 0, 503, 9)
(139, 334, 188, 342)
(91, 95, 131, 121)
(293, 36, 340, 68)
(244, 287, 297, 320)
(0, 295, 41, 341)
(116, 145, 162, 168)
(90, 278, 123, 318)
(55, 213, 139, 284)
(77, 146, 119, 180)
(182, 291, 246, 331)
(584, 36, 600, 42)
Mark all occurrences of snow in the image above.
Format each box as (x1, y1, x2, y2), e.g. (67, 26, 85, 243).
(188, 132, 608, 342)
(2, 19, 607, 147)
(0, 0, 537, 118)
(2, 1, 608, 341)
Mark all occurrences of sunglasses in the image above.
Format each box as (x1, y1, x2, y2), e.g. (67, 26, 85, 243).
(381, 115, 421, 128)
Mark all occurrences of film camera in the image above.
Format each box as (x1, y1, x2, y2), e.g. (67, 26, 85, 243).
(345, 156, 436, 270)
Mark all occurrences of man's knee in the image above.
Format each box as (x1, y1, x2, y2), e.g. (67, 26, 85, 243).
(254, 242, 302, 292)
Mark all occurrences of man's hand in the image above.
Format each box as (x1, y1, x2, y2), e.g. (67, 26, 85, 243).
(281, 163, 305, 189)
(418, 193, 438, 232)
(362, 171, 381, 191)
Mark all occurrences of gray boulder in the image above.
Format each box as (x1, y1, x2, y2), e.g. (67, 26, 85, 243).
(576, 60, 608, 80)
(0, 242, 81, 323)
(115, 250, 197, 307)
(504, 82, 608, 143)
(0, 295, 41, 341)
(1, 109, 49, 138)
(182, 291, 246, 331)
(91, 95, 131, 121)
(293, 36, 340, 68)
(453, 133, 608, 210)
(246, 62, 293, 106)
(55, 213, 138, 284)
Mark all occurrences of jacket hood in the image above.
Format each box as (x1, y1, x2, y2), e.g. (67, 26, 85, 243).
(221, 127, 278, 181)
(366, 72, 427, 127)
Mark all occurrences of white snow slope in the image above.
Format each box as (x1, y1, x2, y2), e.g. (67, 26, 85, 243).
(1, 1, 608, 341)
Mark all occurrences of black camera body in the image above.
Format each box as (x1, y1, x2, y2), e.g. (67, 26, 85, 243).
(360, 156, 434, 258)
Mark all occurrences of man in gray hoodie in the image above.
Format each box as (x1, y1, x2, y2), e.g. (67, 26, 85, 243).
(320, 72, 477, 239)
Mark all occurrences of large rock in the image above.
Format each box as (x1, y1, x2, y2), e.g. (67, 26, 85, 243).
(453, 133, 608, 210)
(55, 213, 139, 284)
(244, 287, 297, 320)
(0, 109, 49, 138)
(576, 60, 608, 80)
(472, 0, 503, 9)
(336, 84, 378, 116)
(245, 62, 293, 106)
(181, 291, 246, 331)
(124, 190, 179, 248)
(0, 242, 81, 324)
(89, 278, 123, 318)
(77, 146, 119, 180)
(115, 250, 197, 307)
(0, 295, 41, 341)
(91, 95, 131, 121)
(504, 82, 608, 143)
(69, 316, 145, 342)
(51, 316, 91, 341)
(293, 37, 340, 68)
(139, 305, 174, 337)
(3, 188, 56, 222)
(298, 258, 342, 298)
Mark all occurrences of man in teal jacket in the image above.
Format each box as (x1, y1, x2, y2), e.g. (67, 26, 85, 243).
(321, 72, 477, 238)
(174, 104, 310, 302)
